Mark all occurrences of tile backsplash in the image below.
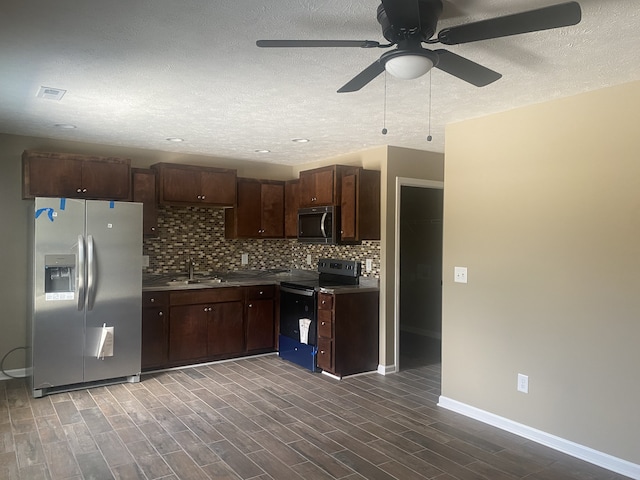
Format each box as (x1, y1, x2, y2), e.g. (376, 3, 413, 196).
(143, 206, 380, 277)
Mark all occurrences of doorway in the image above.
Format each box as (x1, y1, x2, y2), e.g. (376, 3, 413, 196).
(395, 179, 444, 370)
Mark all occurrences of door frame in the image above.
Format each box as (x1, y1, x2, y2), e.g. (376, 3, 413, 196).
(394, 177, 444, 371)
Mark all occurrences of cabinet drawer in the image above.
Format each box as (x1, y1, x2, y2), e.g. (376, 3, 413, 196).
(143, 291, 169, 307)
(318, 314, 333, 338)
(318, 293, 334, 310)
(170, 287, 243, 306)
(317, 337, 333, 371)
(245, 285, 275, 299)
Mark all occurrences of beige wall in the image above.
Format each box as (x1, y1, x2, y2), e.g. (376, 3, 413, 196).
(442, 80, 640, 464)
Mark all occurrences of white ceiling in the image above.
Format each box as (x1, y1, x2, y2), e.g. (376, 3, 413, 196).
(1, 0, 639, 166)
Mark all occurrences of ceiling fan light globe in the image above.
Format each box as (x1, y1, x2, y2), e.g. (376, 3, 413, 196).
(384, 55, 434, 80)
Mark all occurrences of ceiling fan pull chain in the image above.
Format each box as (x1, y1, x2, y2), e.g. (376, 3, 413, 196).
(381, 72, 388, 135)
(427, 70, 433, 142)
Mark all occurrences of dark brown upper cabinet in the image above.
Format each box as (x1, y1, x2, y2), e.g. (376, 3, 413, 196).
(22, 150, 131, 200)
(131, 168, 158, 236)
(152, 162, 236, 207)
(225, 178, 284, 238)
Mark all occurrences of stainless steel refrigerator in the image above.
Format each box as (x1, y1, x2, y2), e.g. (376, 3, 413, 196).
(27, 197, 143, 398)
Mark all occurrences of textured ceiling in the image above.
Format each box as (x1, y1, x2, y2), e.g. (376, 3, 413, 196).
(1, 0, 639, 166)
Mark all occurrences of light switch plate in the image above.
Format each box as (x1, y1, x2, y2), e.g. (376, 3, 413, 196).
(241, 253, 249, 265)
(454, 266, 468, 283)
(365, 259, 373, 272)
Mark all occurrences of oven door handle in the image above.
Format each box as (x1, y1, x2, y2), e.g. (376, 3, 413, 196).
(280, 285, 316, 297)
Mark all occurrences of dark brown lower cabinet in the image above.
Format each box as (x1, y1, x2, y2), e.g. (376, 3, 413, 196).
(207, 302, 244, 356)
(245, 285, 276, 352)
(317, 290, 379, 377)
(169, 304, 209, 362)
(141, 292, 169, 370)
(143, 285, 276, 370)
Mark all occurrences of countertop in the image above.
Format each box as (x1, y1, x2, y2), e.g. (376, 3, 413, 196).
(143, 269, 379, 293)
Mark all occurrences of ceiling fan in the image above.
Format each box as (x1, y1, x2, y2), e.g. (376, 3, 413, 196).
(257, 0, 582, 92)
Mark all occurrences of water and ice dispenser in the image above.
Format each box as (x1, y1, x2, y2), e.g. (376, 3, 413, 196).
(44, 254, 75, 301)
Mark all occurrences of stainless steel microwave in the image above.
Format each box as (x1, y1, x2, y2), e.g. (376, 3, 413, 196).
(298, 206, 337, 244)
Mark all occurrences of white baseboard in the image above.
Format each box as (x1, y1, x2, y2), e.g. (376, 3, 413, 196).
(438, 396, 640, 480)
(377, 364, 396, 375)
(0, 368, 27, 381)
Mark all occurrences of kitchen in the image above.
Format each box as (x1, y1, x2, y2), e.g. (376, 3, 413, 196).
(20, 149, 387, 392)
(2, 0, 640, 477)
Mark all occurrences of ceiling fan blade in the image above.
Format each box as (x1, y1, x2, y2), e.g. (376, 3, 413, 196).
(256, 40, 380, 48)
(337, 60, 386, 93)
(434, 49, 501, 87)
(380, 0, 421, 29)
(437, 1, 582, 45)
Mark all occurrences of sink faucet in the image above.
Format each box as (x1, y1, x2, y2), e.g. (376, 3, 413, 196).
(187, 257, 195, 280)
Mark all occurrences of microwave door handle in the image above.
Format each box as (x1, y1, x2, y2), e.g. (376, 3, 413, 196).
(87, 235, 96, 311)
(320, 212, 328, 238)
(77, 235, 86, 311)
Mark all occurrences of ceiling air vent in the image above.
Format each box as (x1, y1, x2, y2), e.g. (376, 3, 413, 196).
(36, 86, 66, 101)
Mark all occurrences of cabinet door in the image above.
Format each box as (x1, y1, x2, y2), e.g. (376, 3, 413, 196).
(132, 168, 158, 235)
(141, 306, 168, 369)
(201, 170, 236, 206)
(23, 154, 82, 198)
(235, 180, 262, 237)
(81, 159, 130, 199)
(284, 180, 300, 238)
(246, 298, 275, 351)
(317, 337, 333, 372)
(261, 183, 284, 237)
(298, 170, 316, 207)
(313, 169, 336, 205)
(340, 173, 357, 241)
(160, 166, 201, 203)
(169, 304, 208, 361)
(207, 301, 244, 356)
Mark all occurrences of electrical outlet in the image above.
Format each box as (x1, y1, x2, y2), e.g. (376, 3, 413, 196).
(365, 259, 373, 272)
(517, 373, 529, 393)
(454, 266, 468, 283)
(306, 254, 312, 265)
(241, 253, 249, 265)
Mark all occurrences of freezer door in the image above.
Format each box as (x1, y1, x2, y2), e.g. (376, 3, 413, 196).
(84, 200, 142, 382)
(31, 198, 86, 390)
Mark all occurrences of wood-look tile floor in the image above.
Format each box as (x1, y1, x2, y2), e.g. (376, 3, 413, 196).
(0, 354, 630, 480)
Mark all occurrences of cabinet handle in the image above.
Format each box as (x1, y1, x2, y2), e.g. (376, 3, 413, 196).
(259, 291, 263, 295)
(151, 227, 155, 231)
(320, 350, 325, 354)
(202, 195, 206, 200)
(150, 298, 155, 303)
(82, 188, 87, 193)
(76, 188, 82, 193)
(321, 321, 325, 325)
(248, 303, 253, 308)
(158, 311, 163, 316)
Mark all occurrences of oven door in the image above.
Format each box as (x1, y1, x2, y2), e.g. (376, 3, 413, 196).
(279, 284, 317, 346)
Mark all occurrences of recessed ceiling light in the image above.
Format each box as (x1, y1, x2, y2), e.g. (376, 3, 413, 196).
(54, 123, 76, 129)
(166, 137, 184, 142)
(255, 149, 271, 153)
(292, 138, 309, 143)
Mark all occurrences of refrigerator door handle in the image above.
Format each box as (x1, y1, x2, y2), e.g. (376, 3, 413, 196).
(87, 234, 96, 311)
(77, 234, 86, 311)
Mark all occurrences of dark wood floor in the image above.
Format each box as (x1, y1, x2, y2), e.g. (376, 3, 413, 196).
(0, 354, 630, 480)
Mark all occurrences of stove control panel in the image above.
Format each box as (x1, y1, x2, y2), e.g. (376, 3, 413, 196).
(318, 258, 361, 278)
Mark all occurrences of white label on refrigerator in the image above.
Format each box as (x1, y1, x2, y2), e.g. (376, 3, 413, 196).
(97, 325, 115, 359)
(45, 292, 75, 301)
